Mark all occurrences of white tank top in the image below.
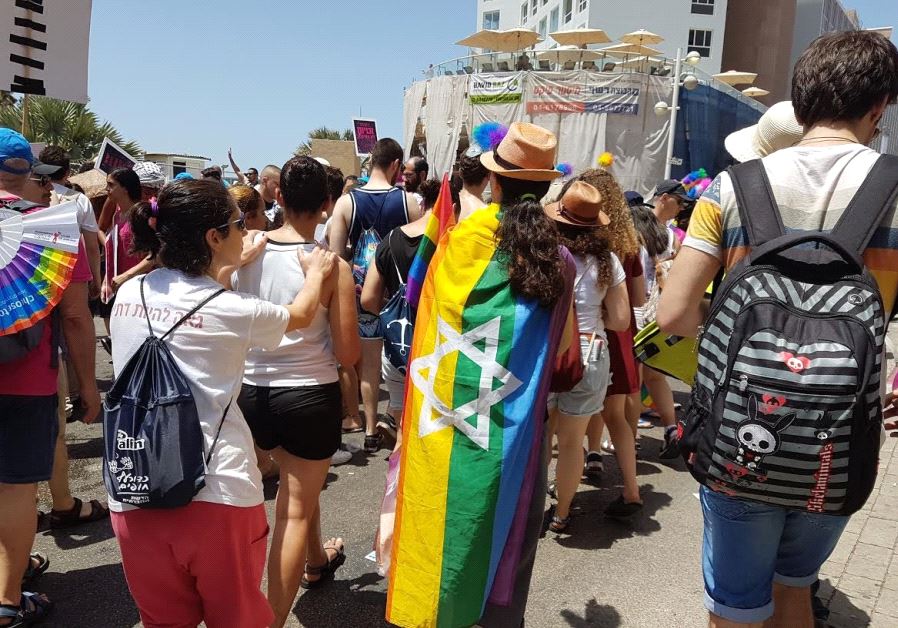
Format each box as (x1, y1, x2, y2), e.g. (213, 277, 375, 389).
(233, 240, 338, 387)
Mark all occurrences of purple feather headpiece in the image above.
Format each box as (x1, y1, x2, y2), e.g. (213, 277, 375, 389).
(471, 122, 508, 153)
(555, 162, 573, 177)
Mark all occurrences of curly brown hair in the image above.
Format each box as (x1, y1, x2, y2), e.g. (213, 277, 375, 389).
(494, 174, 567, 307)
(577, 169, 640, 261)
(555, 223, 614, 288)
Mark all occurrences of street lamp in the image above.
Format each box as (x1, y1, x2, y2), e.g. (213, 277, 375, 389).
(654, 47, 702, 178)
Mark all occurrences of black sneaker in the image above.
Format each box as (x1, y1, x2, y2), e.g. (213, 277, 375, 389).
(659, 428, 681, 460)
(376, 414, 398, 449)
(604, 495, 643, 521)
(364, 433, 384, 454)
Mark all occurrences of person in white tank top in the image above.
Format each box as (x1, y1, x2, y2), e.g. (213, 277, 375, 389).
(232, 157, 359, 628)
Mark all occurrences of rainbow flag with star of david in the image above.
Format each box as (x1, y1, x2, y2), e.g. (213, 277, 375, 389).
(386, 203, 574, 628)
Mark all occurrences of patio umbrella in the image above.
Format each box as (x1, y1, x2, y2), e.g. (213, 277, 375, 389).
(620, 29, 664, 46)
(616, 55, 666, 69)
(742, 87, 770, 98)
(536, 45, 601, 67)
(549, 28, 611, 47)
(713, 70, 758, 86)
(599, 43, 665, 58)
(456, 28, 541, 52)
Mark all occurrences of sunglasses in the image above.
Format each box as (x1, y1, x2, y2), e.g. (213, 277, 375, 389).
(30, 174, 50, 187)
(215, 213, 247, 232)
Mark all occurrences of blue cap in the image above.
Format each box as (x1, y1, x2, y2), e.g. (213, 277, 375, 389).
(624, 190, 653, 209)
(0, 128, 61, 176)
(173, 172, 194, 181)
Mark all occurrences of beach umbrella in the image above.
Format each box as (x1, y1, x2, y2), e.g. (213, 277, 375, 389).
(549, 28, 612, 47)
(742, 87, 770, 98)
(616, 55, 666, 69)
(713, 70, 758, 86)
(620, 29, 664, 46)
(0, 201, 80, 335)
(599, 43, 665, 58)
(537, 45, 601, 67)
(456, 28, 541, 52)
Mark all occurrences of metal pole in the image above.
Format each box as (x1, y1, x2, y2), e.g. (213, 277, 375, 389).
(20, 94, 28, 138)
(664, 47, 683, 179)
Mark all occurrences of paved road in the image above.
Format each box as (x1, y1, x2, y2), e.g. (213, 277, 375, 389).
(28, 328, 896, 627)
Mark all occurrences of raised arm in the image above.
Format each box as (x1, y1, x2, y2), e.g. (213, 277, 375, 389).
(228, 147, 247, 185)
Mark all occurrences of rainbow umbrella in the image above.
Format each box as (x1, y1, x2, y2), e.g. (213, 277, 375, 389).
(0, 200, 80, 335)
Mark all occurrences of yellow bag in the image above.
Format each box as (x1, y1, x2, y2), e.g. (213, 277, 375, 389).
(633, 321, 698, 385)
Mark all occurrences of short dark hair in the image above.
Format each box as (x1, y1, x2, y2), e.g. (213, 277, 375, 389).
(409, 156, 429, 175)
(456, 153, 489, 186)
(131, 180, 236, 275)
(418, 178, 441, 210)
(246, 167, 258, 176)
(792, 31, 898, 127)
(371, 138, 404, 171)
(39, 145, 70, 181)
(279, 156, 328, 215)
(324, 165, 345, 202)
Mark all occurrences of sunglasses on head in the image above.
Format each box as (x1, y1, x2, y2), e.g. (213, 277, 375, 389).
(215, 213, 247, 232)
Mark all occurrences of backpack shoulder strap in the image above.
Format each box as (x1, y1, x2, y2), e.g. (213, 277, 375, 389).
(205, 398, 232, 466)
(138, 277, 155, 338)
(727, 160, 785, 247)
(160, 287, 226, 341)
(830, 154, 898, 255)
(389, 229, 405, 287)
(2, 199, 44, 213)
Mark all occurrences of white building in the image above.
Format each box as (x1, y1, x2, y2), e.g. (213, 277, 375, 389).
(475, 0, 728, 72)
(142, 152, 210, 179)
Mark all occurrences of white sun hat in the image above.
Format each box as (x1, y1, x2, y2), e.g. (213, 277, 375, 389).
(724, 101, 804, 163)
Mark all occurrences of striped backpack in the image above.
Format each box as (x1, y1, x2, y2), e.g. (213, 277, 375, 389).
(680, 156, 898, 516)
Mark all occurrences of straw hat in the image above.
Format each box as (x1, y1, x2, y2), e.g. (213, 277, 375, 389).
(545, 181, 610, 227)
(725, 101, 804, 163)
(480, 122, 562, 181)
(68, 168, 108, 199)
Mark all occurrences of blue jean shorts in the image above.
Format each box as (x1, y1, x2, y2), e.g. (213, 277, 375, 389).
(547, 342, 610, 417)
(700, 485, 849, 623)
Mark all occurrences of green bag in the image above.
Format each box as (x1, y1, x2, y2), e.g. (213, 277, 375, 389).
(633, 321, 698, 385)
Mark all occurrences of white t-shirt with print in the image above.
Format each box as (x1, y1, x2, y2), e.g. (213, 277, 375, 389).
(52, 183, 97, 232)
(108, 269, 289, 512)
(573, 252, 626, 339)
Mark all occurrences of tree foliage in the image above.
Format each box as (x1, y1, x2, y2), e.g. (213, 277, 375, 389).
(0, 95, 141, 164)
(295, 126, 354, 156)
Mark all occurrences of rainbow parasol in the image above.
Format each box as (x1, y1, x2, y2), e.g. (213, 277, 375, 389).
(0, 200, 80, 335)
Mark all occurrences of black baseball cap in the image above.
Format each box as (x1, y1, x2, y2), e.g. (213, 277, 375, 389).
(653, 179, 691, 203)
(624, 191, 653, 209)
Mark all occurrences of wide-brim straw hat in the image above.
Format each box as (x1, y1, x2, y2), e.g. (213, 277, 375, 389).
(480, 122, 562, 181)
(68, 168, 108, 199)
(545, 180, 610, 228)
(725, 101, 804, 163)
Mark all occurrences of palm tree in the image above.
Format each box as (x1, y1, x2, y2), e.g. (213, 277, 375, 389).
(295, 126, 354, 156)
(0, 96, 141, 164)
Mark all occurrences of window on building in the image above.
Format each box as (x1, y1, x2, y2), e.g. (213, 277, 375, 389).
(563, 0, 573, 23)
(531, 0, 538, 16)
(483, 10, 500, 29)
(688, 28, 712, 57)
(578, 0, 588, 12)
(521, 2, 527, 24)
(538, 17, 547, 38)
(691, 0, 714, 15)
(172, 161, 187, 177)
(549, 7, 559, 32)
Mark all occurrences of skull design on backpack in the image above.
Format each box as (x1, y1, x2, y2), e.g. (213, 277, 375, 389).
(734, 395, 796, 473)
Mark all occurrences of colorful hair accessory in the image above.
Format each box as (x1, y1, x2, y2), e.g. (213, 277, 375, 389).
(597, 152, 614, 168)
(555, 162, 573, 177)
(472, 122, 509, 153)
(149, 198, 159, 216)
(681, 168, 712, 200)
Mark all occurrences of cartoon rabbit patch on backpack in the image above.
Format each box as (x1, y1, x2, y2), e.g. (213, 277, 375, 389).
(728, 394, 795, 482)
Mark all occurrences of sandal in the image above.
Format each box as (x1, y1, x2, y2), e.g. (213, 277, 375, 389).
(604, 495, 644, 521)
(300, 538, 346, 590)
(549, 514, 571, 533)
(341, 415, 364, 434)
(49, 497, 109, 529)
(21, 554, 49, 586)
(0, 591, 53, 627)
(364, 433, 383, 454)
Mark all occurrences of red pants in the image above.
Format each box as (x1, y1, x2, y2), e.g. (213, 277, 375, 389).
(111, 501, 273, 628)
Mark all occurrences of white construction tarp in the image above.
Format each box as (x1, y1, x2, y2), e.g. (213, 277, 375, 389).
(423, 75, 469, 181)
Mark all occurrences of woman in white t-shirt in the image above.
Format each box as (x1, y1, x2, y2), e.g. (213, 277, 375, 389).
(232, 157, 359, 628)
(110, 179, 336, 628)
(545, 182, 633, 533)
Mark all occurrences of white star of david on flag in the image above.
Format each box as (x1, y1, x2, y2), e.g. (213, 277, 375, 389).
(410, 316, 523, 450)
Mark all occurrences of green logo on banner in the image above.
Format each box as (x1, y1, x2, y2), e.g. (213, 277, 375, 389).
(470, 93, 523, 105)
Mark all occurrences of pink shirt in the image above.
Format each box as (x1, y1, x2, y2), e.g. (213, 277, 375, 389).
(104, 209, 145, 285)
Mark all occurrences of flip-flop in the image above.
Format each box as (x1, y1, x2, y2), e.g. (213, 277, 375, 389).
(341, 416, 364, 434)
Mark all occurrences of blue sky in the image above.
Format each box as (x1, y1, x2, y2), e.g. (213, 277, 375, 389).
(87, 0, 895, 171)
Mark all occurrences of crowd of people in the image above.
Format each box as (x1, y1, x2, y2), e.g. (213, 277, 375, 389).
(1, 28, 897, 628)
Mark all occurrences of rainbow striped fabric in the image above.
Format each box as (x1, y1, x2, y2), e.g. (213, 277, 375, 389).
(386, 203, 573, 628)
(406, 174, 456, 308)
(0, 242, 77, 334)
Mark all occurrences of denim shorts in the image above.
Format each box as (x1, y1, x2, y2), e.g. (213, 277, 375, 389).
(0, 394, 58, 483)
(700, 485, 849, 623)
(547, 343, 610, 417)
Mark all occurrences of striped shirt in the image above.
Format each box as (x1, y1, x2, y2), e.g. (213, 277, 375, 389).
(684, 144, 898, 316)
